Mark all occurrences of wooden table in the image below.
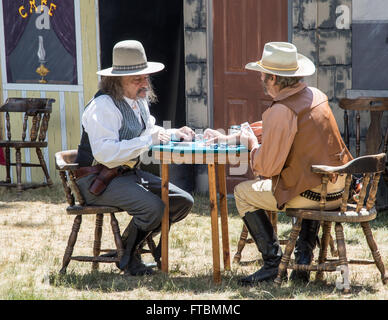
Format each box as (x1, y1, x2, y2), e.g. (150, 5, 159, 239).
(151, 142, 249, 283)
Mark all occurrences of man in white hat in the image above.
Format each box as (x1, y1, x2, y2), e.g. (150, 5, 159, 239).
(74, 40, 195, 276)
(205, 42, 352, 285)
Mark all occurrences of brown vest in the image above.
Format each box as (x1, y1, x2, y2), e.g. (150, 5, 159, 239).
(272, 86, 353, 208)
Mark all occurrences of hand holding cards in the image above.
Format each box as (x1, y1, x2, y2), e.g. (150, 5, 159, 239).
(240, 122, 259, 150)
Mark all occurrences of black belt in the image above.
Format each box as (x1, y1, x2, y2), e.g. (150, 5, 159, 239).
(117, 165, 137, 174)
(300, 189, 344, 202)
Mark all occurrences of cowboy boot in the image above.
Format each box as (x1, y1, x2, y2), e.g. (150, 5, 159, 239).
(238, 210, 284, 286)
(102, 222, 157, 268)
(143, 224, 167, 270)
(118, 220, 154, 276)
(125, 250, 154, 276)
(290, 219, 320, 283)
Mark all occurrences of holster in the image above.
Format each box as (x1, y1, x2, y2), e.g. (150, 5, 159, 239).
(88, 166, 120, 196)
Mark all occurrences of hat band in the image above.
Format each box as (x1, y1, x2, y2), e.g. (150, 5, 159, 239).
(112, 62, 148, 71)
(257, 60, 299, 71)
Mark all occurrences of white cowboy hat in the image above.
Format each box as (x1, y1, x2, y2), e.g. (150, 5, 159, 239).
(96, 40, 165, 76)
(245, 42, 315, 77)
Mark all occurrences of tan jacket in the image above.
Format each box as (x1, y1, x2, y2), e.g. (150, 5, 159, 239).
(271, 85, 352, 208)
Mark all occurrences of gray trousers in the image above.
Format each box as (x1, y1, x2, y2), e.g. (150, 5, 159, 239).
(76, 169, 194, 232)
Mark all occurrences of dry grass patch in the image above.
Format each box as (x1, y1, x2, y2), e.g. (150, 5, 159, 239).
(0, 185, 387, 300)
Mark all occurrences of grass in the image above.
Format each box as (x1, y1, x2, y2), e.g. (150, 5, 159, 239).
(0, 185, 388, 300)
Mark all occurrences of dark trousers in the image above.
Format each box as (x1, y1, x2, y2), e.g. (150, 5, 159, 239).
(76, 168, 194, 232)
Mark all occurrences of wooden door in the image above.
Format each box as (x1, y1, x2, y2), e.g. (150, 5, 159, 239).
(213, 0, 288, 192)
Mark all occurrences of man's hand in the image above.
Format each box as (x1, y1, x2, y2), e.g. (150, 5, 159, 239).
(151, 128, 171, 145)
(204, 128, 229, 145)
(240, 130, 259, 150)
(203, 128, 223, 140)
(174, 126, 195, 141)
(204, 130, 241, 146)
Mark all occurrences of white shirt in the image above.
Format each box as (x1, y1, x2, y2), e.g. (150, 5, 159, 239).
(82, 94, 174, 168)
(123, 96, 142, 124)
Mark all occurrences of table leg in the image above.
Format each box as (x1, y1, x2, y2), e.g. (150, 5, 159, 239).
(208, 163, 221, 284)
(161, 163, 169, 273)
(217, 164, 231, 271)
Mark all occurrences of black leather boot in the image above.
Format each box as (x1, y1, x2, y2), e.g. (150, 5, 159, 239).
(290, 219, 320, 283)
(238, 210, 283, 286)
(142, 223, 169, 270)
(104, 223, 163, 269)
(118, 220, 154, 276)
(102, 222, 157, 268)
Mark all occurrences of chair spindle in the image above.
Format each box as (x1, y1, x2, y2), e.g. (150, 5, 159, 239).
(356, 173, 371, 213)
(320, 175, 329, 211)
(366, 173, 381, 211)
(341, 174, 353, 213)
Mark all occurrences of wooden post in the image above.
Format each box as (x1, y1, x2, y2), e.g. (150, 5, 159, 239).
(217, 164, 230, 271)
(208, 163, 221, 284)
(161, 163, 169, 273)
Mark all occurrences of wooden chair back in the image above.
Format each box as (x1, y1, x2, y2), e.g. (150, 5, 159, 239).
(339, 97, 388, 157)
(311, 153, 386, 214)
(55, 149, 85, 207)
(0, 97, 55, 143)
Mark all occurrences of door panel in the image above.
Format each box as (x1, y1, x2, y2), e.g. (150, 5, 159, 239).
(213, 0, 288, 192)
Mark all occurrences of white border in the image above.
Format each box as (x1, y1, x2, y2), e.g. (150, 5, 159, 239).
(0, 0, 84, 91)
(40, 90, 50, 179)
(59, 91, 67, 151)
(21, 90, 31, 183)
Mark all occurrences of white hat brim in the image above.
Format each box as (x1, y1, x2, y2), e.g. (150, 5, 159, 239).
(245, 53, 315, 77)
(96, 61, 165, 76)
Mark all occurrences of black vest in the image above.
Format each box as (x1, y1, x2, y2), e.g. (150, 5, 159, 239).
(75, 91, 148, 167)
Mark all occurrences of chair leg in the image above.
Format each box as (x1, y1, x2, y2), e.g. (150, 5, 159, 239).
(233, 224, 249, 264)
(60, 215, 82, 274)
(274, 217, 302, 286)
(15, 147, 22, 192)
(146, 235, 157, 259)
(36, 147, 53, 185)
(329, 233, 338, 257)
(316, 221, 332, 281)
(110, 213, 125, 260)
(92, 214, 104, 271)
(334, 222, 350, 293)
(361, 222, 388, 284)
(5, 147, 11, 183)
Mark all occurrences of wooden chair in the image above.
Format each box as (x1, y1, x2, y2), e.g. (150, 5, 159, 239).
(0, 97, 55, 192)
(339, 97, 388, 157)
(233, 211, 338, 264)
(274, 153, 388, 293)
(55, 149, 157, 274)
(339, 97, 388, 205)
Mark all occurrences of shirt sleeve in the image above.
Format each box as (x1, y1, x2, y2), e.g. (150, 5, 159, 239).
(250, 103, 297, 177)
(82, 95, 153, 168)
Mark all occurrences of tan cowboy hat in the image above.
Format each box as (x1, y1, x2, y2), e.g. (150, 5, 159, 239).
(97, 40, 165, 76)
(245, 42, 315, 77)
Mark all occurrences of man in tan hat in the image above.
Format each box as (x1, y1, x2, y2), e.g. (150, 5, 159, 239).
(74, 40, 195, 276)
(205, 42, 352, 285)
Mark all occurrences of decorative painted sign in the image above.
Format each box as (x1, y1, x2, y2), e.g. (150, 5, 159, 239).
(2, 0, 77, 84)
